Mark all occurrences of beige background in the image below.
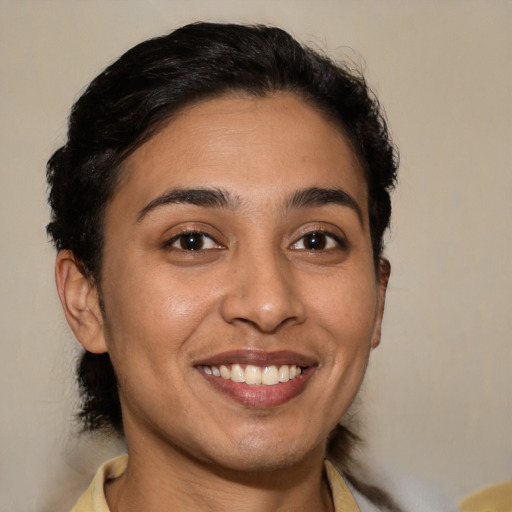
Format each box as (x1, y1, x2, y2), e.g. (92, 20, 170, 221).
(1, 1, 511, 510)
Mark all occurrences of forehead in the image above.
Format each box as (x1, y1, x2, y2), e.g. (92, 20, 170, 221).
(109, 92, 368, 222)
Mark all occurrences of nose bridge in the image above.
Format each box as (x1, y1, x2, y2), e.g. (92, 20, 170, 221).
(221, 242, 305, 332)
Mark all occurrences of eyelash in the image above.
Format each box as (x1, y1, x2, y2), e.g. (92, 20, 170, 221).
(290, 230, 347, 252)
(164, 230, 222, 252)
(163, 229, 346, 253)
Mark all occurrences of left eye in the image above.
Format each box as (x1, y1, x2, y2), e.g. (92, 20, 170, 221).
(168, 232, 220, 251)
(291, 231, 340, 251)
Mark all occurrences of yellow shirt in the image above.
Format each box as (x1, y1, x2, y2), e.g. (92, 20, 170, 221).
(459, 481, 512, 512)
(71, 455, 361, 512)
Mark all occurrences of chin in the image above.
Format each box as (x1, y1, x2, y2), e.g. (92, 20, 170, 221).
(210, 449, 311, 474)
(203, 429, 324, 474)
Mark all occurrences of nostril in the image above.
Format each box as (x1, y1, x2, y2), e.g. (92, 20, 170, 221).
(219, 258, 307, 331)
(221, 294, 306, 333)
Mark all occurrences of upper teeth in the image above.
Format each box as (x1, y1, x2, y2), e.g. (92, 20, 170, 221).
(200, 364, 303, 386)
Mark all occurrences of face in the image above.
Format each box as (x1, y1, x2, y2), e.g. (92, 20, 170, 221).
(91, 93, 388, 472)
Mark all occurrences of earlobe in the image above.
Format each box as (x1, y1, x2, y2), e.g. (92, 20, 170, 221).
(55, 250, 108, 354)
(371, 257, 391, 349)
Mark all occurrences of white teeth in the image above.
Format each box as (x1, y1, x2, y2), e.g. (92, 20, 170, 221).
(220, 365, 230, 379)
(231, 363, 245, 383)
(202, 364, 304, 386)
(279, 365, 290, 382)
(245, 365, 262, 385)
(262, 365, 280, 385)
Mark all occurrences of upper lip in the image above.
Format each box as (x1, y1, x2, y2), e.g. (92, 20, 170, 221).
(194, 349, 316, 368)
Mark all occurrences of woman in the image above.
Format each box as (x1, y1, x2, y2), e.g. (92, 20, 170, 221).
(47, 22, 399, 511)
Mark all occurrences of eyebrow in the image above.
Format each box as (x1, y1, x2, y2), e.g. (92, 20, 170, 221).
(136, 187, 232, 222)
(287, 186, 363, 224)
(136, 185, 363, 224)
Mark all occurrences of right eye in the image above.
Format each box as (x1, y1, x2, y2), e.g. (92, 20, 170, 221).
(166, 231, 221, 251)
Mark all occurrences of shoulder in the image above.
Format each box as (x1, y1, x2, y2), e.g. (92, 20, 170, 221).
(324, 460, 361, 512)
(459, 481, 512, 512)
(70, 455, 128, 512)
(326, 463, 388, 512)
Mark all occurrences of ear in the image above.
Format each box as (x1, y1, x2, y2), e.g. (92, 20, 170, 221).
(371, 257, 391, 349)
(55, 250, 108, 354)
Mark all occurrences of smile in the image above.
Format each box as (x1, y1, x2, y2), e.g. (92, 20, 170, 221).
(199, 364, 304, 386)
(195, 351, 316, 408)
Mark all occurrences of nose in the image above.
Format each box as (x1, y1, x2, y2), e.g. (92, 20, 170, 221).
(220, 249, 306, 333)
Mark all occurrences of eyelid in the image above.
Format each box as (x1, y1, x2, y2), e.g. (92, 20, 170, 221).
(163, 228, 225, 251)
(289, 226, 348, 251)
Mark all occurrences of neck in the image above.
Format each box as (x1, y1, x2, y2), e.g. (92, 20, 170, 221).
(105, 434, 333, 512)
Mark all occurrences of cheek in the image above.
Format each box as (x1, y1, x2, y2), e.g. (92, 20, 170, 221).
(302, 272, 377, 429)
(305, 265, 378, 403)
(307, 268, 378, 343)
(101, 262, 218, 362)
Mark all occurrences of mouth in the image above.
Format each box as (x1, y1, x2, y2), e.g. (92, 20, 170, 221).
(194, 350, 316, 408)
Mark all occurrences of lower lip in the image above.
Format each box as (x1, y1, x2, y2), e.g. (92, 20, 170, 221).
(197, 367, 315, 408)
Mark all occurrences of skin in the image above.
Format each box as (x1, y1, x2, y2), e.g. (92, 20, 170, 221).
(56, 92, 390, 512)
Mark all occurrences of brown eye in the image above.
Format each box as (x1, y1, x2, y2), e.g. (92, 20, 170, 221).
(303, 232, 327, 250)
(168, 232, 219, 251)
(291, 231, 342, 251)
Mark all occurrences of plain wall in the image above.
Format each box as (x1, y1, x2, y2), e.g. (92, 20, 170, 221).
(1, 1, 511, 510)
